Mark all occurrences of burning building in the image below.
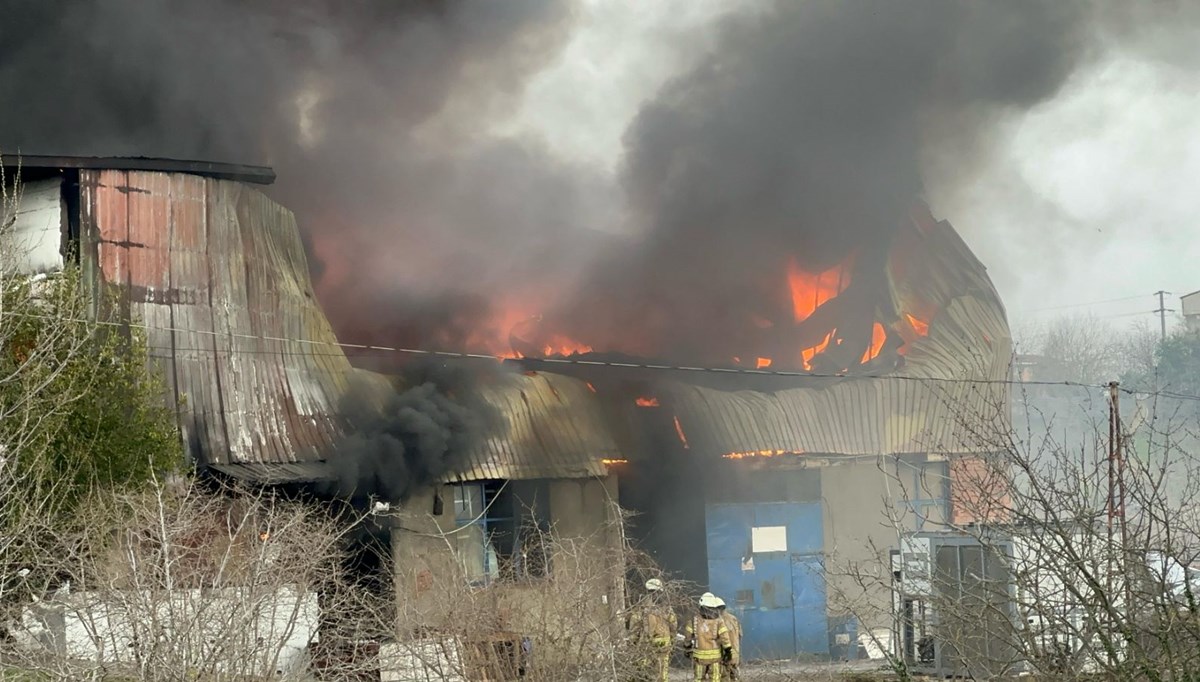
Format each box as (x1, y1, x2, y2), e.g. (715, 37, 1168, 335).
(7, 154, 1010, 662)
(4, 155, 632, 670)
(503, 201, 1012, 660)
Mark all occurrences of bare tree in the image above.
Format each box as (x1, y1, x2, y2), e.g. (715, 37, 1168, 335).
(831, 381, 1200, 680)
(386, 501, 684, 682)
(0, 160, 182, 648)
(3, 477, 392, 681)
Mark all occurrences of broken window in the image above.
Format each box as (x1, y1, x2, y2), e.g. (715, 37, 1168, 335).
(451, 481, 551, 585)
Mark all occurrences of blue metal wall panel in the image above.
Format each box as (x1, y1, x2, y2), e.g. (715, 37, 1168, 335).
(791, 555, 829, 655)
(752, 503, 823, 554)
(704, 501, 829, 660)
(705, 505, 753, 559)
(742, 607, 795, 660)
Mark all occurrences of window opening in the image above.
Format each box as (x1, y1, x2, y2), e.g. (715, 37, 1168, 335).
(452, 481, 547, 585)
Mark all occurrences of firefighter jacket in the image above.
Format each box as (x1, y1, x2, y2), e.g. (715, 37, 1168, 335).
(686, 615, 730, 663)
(630, 603, 677, 647)
(720, 611, 742, 664)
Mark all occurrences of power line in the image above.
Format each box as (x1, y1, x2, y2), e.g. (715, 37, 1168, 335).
(13, 309, 1200, 403)
(1026, 294, 1149, 314)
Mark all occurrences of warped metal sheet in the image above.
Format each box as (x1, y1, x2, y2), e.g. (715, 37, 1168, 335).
(451, 371, 617, 482)
(80, 169, 356, 467)
(668, 212, 1012, 459)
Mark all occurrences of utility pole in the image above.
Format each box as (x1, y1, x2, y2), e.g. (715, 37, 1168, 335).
(1154, 290, 1174, 342)
(1107, 381, 1130, 618)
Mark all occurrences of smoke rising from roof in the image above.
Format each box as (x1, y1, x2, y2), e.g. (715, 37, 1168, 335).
(0, 1, 1192, 363)
(0, 0, 611, 355)
(550, 1, 1097, 360)
(324, 362, 504, 502)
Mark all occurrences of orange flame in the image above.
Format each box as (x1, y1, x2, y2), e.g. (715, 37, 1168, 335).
(635, 396, 660, 407)
(756, 357, 772, 369)
(906, 313, 929, 336)
(602, 458, 629, 465)
(723, 449, 803, 460)
(537, 335, 592, 358)
(800, 332, 835, 371)
(787, 256, 852, 323)
(673, 416, 690, 449)
(860, 322, 887, 363)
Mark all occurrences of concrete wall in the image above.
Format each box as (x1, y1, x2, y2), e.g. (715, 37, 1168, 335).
(822, 455, 947, 637)
(392, 475, 624, 641)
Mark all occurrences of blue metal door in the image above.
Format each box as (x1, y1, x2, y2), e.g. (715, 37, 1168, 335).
(705, 502, 827, 660)
(791, 554, 828, 655)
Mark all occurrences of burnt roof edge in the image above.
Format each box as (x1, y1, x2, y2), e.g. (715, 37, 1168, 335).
(2, 155, 275, 185)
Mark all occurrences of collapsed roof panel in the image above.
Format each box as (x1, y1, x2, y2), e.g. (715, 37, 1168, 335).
(667, 211, 1012, 459)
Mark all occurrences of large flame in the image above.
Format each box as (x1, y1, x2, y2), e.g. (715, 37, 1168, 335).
(492, 237, 936, 372)
(787, 255, 852, 323)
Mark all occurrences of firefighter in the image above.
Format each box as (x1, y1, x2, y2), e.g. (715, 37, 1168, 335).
(685, 593, 732, 681)
(715, 596, 742, 681)
(627, 578, 677, 682)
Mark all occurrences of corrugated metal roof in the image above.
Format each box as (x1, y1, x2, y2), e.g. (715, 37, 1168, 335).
(668, 212, 1012, 458)
(208, 462, 333, 484)
(6, 155, 274, 185)
(452, 371, 617, 481)
(80, 169, 355, 467)
(347, 368, 618, 482)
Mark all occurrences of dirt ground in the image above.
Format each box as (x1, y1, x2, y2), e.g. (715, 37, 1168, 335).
(666, 659, 888, 681)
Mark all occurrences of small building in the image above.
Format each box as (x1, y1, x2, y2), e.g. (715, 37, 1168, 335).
(1182, 290, 1200, 333)
(388, 371, 629, 677)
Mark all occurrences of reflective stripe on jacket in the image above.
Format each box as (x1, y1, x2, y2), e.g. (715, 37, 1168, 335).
(631, 605, 677, 647)
(686, 616, 730, 662)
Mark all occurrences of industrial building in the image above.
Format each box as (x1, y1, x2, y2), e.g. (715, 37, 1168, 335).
(6, 156, 1012, 667)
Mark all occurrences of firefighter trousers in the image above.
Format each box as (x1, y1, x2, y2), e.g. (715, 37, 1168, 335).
(693, 659, 722, 681)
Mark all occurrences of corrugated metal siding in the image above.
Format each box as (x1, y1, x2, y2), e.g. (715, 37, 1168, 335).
(670, 215, 1012, 458)
(453, 371, 616, 481)
(80, 169, 354, 466)
(9, 178, 64, 275)
(346, 368, 617, 482)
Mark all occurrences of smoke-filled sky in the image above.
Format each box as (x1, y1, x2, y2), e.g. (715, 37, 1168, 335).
(2, 0, 1199, 353)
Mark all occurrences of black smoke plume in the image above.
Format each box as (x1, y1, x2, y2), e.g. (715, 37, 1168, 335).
(323, 361, 504, 502)
(551, 1, 1100, 361)
(2, 1, 1195, 365)
(0, 0, 609, 354)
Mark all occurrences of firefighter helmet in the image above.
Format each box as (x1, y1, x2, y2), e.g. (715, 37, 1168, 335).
(698, 593, 722, 608)
(645, 578, 664, 592)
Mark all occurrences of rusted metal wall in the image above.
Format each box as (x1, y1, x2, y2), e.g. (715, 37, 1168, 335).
(79, 169, 354, 466)
(668, 211, 1012, 459)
